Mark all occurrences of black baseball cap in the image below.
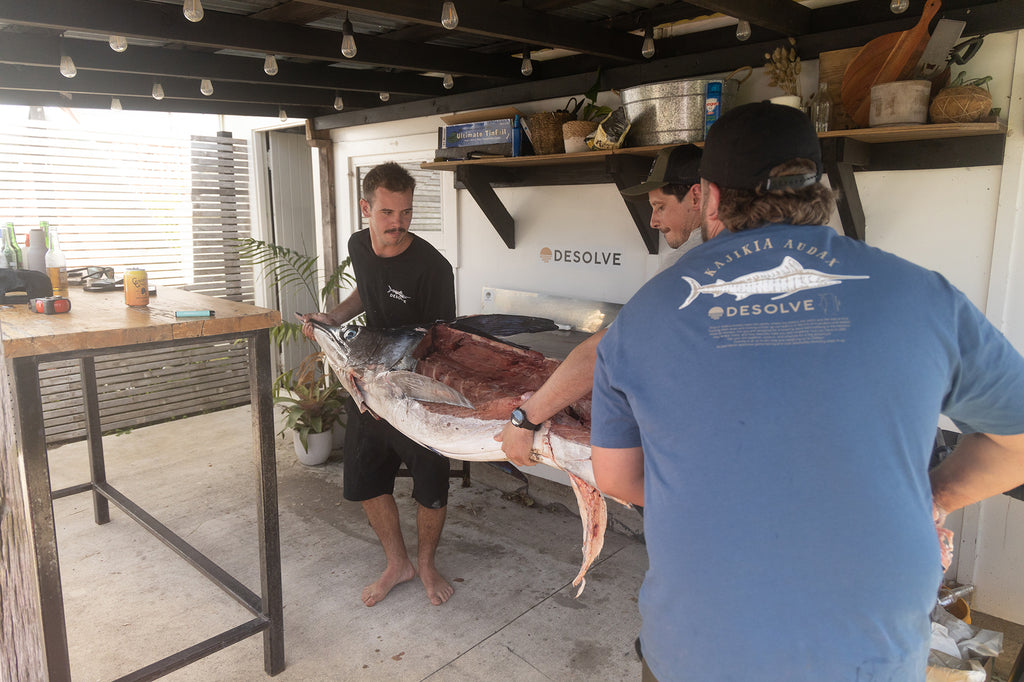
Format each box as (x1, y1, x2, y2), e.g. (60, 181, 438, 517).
(700, 101, 823, 191)
(620, 144, 702, 198)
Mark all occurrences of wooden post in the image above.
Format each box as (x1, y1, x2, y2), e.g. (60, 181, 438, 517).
(1, 353, 49, 680)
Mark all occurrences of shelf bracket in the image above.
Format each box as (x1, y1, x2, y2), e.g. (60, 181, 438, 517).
(822, 137, 870, 241)
(456, 166, 516, 248)
(607, 155, 660, 254)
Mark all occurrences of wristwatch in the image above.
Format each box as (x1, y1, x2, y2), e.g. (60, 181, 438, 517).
(510, 407, 541, 431)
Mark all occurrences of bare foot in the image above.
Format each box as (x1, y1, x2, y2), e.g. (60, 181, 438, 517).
(419, 564, 453, 605)
(361, 561, 415, 607)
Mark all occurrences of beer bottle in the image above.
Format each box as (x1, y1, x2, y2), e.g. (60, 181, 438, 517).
(6, 223, 22, 268)
(45, 226, 69, 296)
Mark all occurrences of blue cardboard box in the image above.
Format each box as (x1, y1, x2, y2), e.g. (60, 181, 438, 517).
(436, 110, 530, 159)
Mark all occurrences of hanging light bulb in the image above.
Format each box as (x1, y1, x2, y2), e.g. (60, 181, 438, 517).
(890, 0, 909, 12)
(59, 54, 77, 78)
(279, 107, 287, 122)
(183, 0, 204, 22)
(108, 35, 128, 52)
(111, 97, 122, 111)
(521, 49, 533, 76)
(379, 91, 390, 102)
(641, 25, 655, 59)
(341, 13, 357, 58)
(200, 78, 214, 96)
(736, 19, 751, 41)
(441, 2, 459, 30)
(263, 54, 279, 76)
(333, 94, 344, 111)
(152, 82, 165, 100)
(442, 73, 454, 90)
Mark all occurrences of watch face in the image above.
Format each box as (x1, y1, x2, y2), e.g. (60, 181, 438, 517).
(511, 408, 525, 426)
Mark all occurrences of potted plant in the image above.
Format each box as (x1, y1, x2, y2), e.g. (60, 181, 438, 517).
(274, 351, 345, 466)
(238, 238, 358, 462)
(562, 71, 614, 153)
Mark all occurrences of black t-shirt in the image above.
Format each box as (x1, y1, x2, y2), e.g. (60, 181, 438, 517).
(348, 229, 455, 329)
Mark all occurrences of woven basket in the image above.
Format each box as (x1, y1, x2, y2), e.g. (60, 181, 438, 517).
(929, 85, 992, 123)
(562, 120, 600, 153)
(526, 111, 575, 155)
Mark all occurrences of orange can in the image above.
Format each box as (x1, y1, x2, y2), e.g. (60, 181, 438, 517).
(124, 267, 149, 307)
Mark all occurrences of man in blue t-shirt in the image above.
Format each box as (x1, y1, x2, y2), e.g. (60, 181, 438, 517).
(303, 162, 456, 608)
(590, 102, 1024, 681)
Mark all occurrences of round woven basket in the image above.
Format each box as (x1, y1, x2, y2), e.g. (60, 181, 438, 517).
(929, 85, 992, 123)
(526, 111, 575, 155)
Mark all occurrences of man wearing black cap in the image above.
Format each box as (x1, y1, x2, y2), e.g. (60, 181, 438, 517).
(590, 102, 1024, 681)
(497, 144, 703, 466)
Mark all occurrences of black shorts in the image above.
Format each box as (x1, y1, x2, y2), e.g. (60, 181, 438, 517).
(342, 400, 450, 509)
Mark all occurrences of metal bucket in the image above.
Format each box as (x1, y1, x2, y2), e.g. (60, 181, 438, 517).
(620, 71, 745, 146)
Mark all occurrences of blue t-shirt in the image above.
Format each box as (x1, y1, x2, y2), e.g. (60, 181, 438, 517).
(591, 223, 1024, 681)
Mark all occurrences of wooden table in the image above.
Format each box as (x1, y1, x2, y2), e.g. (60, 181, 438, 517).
(0, 286, 284, 681)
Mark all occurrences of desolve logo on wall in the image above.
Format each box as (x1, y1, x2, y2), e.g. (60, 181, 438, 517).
(539, 247, 623, 266)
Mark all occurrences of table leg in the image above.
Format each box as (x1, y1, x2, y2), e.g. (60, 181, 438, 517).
(12, 356, 72, 681)
(80, 357, 110, 525)
(249, 330, 285, 675)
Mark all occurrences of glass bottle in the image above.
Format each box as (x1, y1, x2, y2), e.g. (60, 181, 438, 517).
(45, 226, 69, 296)
(1, 224, 16, 269)
(6, 223, 22, 268)
(812, 82, 832, 133)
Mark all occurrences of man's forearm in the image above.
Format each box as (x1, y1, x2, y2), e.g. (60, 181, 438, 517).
(325, 289, 363, 325)
(930, 431, 1024, 513)
(518, 328, 604, 422)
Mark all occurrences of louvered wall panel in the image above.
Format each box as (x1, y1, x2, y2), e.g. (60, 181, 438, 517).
(0, 123, 256, 446)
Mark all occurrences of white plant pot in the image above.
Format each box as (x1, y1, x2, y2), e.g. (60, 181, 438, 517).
(293, 429, 332, 466)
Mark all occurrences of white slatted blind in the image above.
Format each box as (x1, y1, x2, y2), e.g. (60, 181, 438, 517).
(0, 122, 254, 446)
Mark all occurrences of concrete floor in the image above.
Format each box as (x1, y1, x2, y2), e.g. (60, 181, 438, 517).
(48, 406, 646, 681)
(47, 406, 1022, 681)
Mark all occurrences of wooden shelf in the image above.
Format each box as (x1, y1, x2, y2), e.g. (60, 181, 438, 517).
(424, 122, 1008, 249)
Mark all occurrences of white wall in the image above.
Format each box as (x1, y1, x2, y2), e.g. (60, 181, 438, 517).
(329, 30, 1024, 622)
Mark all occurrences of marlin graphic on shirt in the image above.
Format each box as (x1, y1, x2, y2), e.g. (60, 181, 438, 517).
(679, 256, 869, 309)
(388, 285, 411, 303)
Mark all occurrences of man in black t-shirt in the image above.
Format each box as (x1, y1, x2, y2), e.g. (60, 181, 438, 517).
(302, 162, 456, 607)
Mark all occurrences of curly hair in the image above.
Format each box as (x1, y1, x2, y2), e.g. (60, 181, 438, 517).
(715, 160, 836, 232)
(362, 162, 416, 204)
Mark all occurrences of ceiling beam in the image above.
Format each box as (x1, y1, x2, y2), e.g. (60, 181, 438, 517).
(0, 63, 387, 111)
(0, 0, 521, 79)
(682, 0, 811, 36)
(0, 88, 324, 118)
(302, 0, 645, 62)
(0, 33, 467, 97)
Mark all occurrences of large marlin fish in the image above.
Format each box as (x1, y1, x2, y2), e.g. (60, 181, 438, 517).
(309, 314, 614, 596)
(679, 255, 869, 309)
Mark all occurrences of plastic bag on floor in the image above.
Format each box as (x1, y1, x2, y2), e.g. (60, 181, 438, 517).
(926, 604, 1003, 681)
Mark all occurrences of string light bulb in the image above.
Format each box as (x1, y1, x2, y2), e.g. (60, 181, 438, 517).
(152, 82, 165, 100)
(333, 94, 344, 111)
(379, 91, 390, 102)
(278, 107, 287, 122)
(441, 2, 459, 30)
(263, 54, 278, 76)
(108, 35, 128, 52)
(183, 0, 204, 22)
(200, 78, 214, 96)
(641, 25, 655, 59)
(736, 20, 751, 41)
(521, 49, 533, 76)
(341, 13, 357, 58)
(111, 97, 122, 111)
(59, 54, 77, 78)
(890, 0, 909, 12)
(443, 73, 454, 89)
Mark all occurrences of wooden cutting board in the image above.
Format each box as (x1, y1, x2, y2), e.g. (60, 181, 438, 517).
(841, 0, 941, 128)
